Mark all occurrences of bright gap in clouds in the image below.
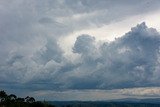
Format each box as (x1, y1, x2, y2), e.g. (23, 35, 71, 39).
(31, 87, 160, 101)
(58, 10, 160, 58)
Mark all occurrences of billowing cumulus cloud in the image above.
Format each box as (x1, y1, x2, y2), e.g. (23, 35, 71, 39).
(73, 34, 96, 54)
(64, 22, 160, 89)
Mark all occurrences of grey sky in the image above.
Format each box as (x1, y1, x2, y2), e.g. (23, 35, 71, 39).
(0, 0, 160, 100)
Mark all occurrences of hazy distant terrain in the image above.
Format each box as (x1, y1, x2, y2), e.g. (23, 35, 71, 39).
(49, 100, 160, 107)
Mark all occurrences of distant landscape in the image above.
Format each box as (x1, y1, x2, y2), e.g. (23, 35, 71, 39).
(49, 98, 160, 107)
(1, 90, 160, 107)
(49, 101, 160, 107)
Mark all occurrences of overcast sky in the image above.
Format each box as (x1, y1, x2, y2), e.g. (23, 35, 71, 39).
(1, 0, 160, 101)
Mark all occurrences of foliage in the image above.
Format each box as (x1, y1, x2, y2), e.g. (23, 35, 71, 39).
(0, 90, 55, 107)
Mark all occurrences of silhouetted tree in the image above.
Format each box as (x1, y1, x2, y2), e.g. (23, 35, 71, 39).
(8, 94, 17, 101)
(25, 96, 35, 103)
(0, 90, 55, 107)
(16, 97, 25, 102)
(0, 90, 7, 102)
(25, 96, 30, 102)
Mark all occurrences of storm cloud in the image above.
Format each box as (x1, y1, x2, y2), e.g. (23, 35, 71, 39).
(65, 22, 160, 89)
(1, 22, 160, 91)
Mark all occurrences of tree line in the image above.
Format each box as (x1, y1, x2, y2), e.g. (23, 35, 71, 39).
(0, 90, 55, 107)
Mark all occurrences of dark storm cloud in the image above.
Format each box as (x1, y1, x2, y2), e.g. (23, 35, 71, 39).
(73, 34, 96, 54)
(67, 22, 160, 89)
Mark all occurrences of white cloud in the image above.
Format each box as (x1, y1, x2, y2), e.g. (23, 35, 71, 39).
(30, 87, 160, 101)
(119, 87, 160, 97)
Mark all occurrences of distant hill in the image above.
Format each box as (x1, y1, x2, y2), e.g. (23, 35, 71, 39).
(49, 99, 160, 107)
(110, 98, 160, 104)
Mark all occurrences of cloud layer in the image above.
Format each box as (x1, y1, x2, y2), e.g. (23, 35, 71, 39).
(31, 87, 160, 101)
(1, 22, 160, 91)
(0, 0, 160, 99)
